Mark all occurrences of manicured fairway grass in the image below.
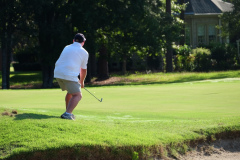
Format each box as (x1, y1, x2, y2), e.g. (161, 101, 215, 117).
(1, 79, 240, 159)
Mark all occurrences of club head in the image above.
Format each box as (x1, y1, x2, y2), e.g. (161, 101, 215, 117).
(100, 98, 103, 102)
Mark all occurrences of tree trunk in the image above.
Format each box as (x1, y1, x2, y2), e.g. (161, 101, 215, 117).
(180, 0, 185, 45)
(1, 27, 11, 89)
(6, 33, 11, 88)
(84, 35, 95, 83)
(1, 38, 11, 89)
(122, 57, 127, 75)
(97, 45, 109, 80)
(166, 45, 173, 72)
(85, 61, 91, 83)
(41, 64, 54, 88)
(166, 0, 173, 72)
(166, 0, 171, 13)
(91, 53, 97, 77)
(0, 50, 2, 71)
(1, 43, 9, 89)
(1, 0, 10, 89)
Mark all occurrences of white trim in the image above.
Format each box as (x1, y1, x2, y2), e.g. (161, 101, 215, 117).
(194, 13, 221, 16)
(211, 0, 234, 12)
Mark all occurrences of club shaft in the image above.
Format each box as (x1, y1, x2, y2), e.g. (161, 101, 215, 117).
(84, 88, 102, 102)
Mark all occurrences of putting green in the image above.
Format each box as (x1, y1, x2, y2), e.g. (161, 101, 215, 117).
(0, 78, 240, 159)
(1, 78, 240, 119)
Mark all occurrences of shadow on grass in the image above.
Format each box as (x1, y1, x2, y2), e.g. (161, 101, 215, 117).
(14, 113, 58, 120)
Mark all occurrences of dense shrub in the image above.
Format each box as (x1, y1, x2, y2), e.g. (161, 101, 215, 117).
(15, 49, 39, 64)
(175, 54, 194, 71)
(13, 48, 41, 71)
(174, 43, 239, 72)
(191, 48, 212, 72)
(174, 46, 212, 72)
(174, 45, 194, 71)
(210, 43, 237, 70)
(174, 44, 192, 56)
(13, 63, 41, 71)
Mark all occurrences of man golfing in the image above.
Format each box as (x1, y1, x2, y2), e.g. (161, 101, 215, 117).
(54, 33, 89, 120)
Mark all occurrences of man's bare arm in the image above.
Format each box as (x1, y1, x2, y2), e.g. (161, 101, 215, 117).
(80, 68, 87, 88)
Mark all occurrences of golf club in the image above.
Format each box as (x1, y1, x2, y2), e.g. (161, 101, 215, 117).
(84, 87, 103, 102)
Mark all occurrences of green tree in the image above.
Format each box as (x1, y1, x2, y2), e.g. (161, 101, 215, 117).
(72, 0, 170, 75)
(179, 0, 185, 45)
(1, 0, 183, 88)
(105, 0, 149, 74)
(71, 0, 110, 81)
(103, 0, 175, 74)
(21, 0, 73, 88)
(220, 0, 240, 43)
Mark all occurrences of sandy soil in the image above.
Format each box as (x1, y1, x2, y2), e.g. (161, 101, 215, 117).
(90, 77, 132, 85)
(179, 138, 240, 160)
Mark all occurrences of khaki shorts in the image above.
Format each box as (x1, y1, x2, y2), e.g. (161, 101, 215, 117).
(56, 78, 81, 94)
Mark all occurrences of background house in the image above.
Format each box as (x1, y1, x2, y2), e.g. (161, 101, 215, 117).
(183, 0, 233, 48)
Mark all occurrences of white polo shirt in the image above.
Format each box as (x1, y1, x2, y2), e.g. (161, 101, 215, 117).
(54, 42, 89, 82)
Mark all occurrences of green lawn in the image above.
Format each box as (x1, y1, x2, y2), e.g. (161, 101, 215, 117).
(1, 78, 240, 159)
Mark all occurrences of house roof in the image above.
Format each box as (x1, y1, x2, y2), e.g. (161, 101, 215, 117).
(184, 0, 233, 15)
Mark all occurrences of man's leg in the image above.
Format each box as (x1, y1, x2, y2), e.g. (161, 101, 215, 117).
(66, 92, 82, 114)
(60, 79, 82, 120)
(65, 93, 72, 110)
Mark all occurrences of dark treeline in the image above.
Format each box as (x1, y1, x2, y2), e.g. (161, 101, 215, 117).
(0, 0, 183, 88)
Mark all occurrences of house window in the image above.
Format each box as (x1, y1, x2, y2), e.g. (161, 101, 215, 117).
(208, 24, 216, 43)
(197, 25, 205, 45)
